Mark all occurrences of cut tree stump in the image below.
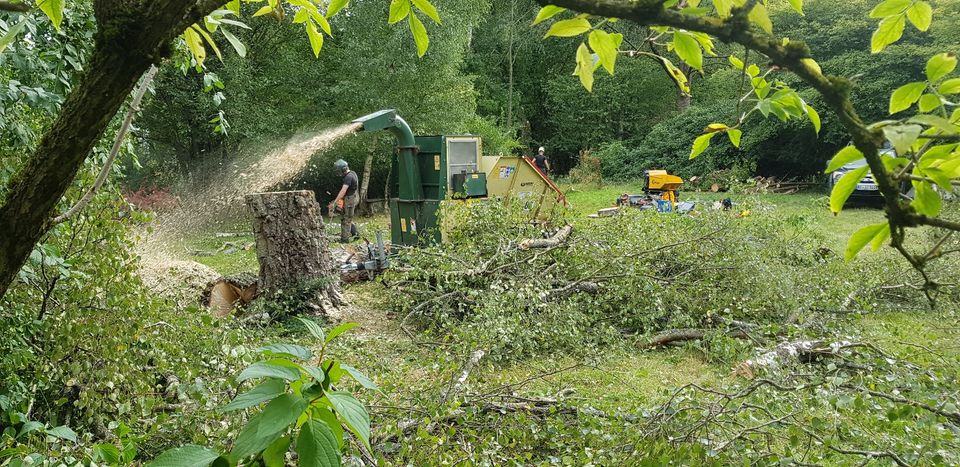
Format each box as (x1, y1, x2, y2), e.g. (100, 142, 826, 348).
(246, 190, 343, 317)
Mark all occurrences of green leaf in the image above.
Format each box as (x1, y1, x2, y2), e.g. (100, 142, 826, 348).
(728, 55, 744, 70)
(939, 78, 960, 95)
(232, 395, 308, 459)
(306, 21, 324, 58)
(906, 1, 932, 31)
(257, 344, 313, 360)
(221, 379, 286, 412)
(659, 56, 690, 94)
(253, 5, 274, 17)
(588, 30, 618, 75)
(727, 129, 742, 148)
(672, 31, 703, 71)
(411, 0, 440, 24)
(830, 166, 869, 214)
(327, 392, 371, 451)
(388, 0, 410, 24)
(340, 364, 379, 391)
(912, 180, 941, 216)
(408, 12, 429, 57)
(183, 28, 206, 65)
(910, 116, 958, 135)
(825, 146, 864, 173)
(312, 12, 332, 36)
(544, 18, 591, 38)
(220, 27, 246, 58)
(889, 82, 926, 114)
(746, 64, 760, 77)
(17, 421, 43, 439)
(148, 445, 220, 467)
(94, 444, 121, 465)
(37, 0, 64, 30)
(315, 408, 345, 448)
(869, 0, 910, 18)
(298, 317, 326, 341)
(690, 133, 716, 159)
(883, 124, 922, 155)
(807, 105, 821, 134)
(326, 323, 359, 344)
(918, 94, 941, 113)
(238, 361, 301, 383)
(872, 14, 905, 54)
(45, 426, 77, 443)
(845, 223, 888, 260)
(921, 167, 954, 191)
(302, 366, 327, 384)
(712, 0, 733, 18)
(326, 0, 349, 17)
(573, 42, 596, 92)
(926, 53, 957, 82)
(192, 25, 222, 62)
(871, 224, 891, 251)
(788, 0, 804, 15)
(296, 420, 341, 467)
(262, 435, 291, 467)
(747, 3, 773, 34)
(532, 5, 565, 25)
(0, 19, 27, 54)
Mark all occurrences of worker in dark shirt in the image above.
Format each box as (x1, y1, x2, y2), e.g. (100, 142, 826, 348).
(333, 159, 359, 243)
(534, 146, 551, 176)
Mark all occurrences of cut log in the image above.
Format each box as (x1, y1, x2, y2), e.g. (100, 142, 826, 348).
(202, 273, 258, 317)
(246, 191, 343, 317)
(519, 225, 573, 250)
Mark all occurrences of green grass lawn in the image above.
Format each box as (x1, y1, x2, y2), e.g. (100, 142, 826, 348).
(561, 182, 886, 250)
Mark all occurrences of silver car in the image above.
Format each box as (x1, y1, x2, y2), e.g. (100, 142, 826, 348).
(827, 147, 911, 203)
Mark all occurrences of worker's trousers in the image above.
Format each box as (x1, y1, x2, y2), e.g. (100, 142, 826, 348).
(340, 194, 357, 242)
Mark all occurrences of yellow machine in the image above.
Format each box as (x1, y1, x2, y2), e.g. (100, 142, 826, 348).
(643, 170, 684, 207)
(606, 170, 687, 215)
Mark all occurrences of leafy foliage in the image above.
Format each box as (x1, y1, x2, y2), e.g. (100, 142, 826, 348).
(151, 318, 374, 466)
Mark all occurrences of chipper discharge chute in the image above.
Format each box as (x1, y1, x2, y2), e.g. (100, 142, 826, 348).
(352, 109, 567, 247)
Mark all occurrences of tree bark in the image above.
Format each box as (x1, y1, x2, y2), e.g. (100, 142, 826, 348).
(245, 191, 342, 317)
(358, 135, 377, 215)
(0, 0, 223, 299)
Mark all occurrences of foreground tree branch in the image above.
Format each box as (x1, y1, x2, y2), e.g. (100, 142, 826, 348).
(0, 0, 30, 12)
(0, 0, 222, 298)
(535, 0, 959, 283)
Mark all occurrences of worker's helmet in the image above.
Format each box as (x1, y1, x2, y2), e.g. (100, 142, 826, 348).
(334, 159, 349, 174)
(538, 146, 545, 153)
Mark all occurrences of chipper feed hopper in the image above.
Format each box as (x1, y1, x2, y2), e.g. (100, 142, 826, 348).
(352, 109, 566, 247)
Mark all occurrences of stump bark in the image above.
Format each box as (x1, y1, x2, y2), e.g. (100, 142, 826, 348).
(246, 191, 342, 317)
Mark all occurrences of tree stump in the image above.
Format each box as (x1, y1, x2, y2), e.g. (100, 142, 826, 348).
(246, 190, 343, 317)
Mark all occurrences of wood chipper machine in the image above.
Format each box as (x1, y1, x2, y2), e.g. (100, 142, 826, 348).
(351, 109, 566, 246)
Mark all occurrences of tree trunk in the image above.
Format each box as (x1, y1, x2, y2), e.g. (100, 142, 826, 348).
(0, 0, 223, 299)
(506, 0, 516, 129)
(245, 191, 342, 317)
(358, 135, 377, 216)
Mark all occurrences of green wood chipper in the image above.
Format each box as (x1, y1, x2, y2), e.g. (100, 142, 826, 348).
(351, 109, 566, 246)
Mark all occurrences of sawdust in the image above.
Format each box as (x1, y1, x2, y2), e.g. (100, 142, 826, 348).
(137, 123, 363, 297)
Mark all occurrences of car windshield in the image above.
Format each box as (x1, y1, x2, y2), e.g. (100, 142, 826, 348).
(839, 147, 895, 171)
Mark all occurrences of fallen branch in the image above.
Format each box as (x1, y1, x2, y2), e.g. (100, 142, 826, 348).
(519, 225, 573, 250)
(541, 280, 599, 302)
(441, 350, 485, 404)
(636, 327, 749, 350)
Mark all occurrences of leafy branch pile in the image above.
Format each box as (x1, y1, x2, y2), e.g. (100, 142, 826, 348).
(385, 200, 955, 361)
